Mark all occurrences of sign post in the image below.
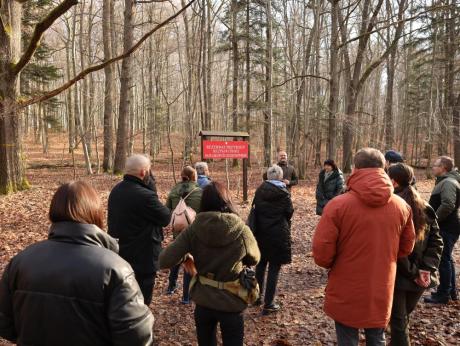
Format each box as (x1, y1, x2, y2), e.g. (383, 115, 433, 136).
(199, 131, 250, 202)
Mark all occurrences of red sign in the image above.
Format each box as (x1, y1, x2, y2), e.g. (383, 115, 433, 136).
(203, 140, 249, 159)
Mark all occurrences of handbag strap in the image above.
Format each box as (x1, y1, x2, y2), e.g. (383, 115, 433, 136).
(182, 187, 199, 201)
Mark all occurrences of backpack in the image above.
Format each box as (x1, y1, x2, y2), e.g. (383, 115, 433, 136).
(170, 187, 199, 232)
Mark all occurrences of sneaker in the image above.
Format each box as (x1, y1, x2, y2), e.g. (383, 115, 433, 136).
(262, 303, 281, 315)
(424, 295, 449, 304)
(166, 284, 178, 295)
(180, 298, 191, 305)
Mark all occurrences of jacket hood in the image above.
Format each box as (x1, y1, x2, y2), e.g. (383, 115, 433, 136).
(193, 212, 245, 247)
(347, 168, 393, 207)
(49, 222, 119, 253)
(446, 170, 460, 183)
(258, 181, 290, 202)
(321, 169, 343, 179)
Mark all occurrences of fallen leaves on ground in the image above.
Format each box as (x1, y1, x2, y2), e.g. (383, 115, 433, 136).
(0, 137, 458, 345)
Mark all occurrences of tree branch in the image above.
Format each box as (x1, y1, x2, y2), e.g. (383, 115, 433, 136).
(19, 0, 197, 108)
(13, 0, 78, 75)
(357, 0, 407, 91)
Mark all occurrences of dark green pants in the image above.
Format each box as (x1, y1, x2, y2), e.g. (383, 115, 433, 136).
(390, 289, 424, 346)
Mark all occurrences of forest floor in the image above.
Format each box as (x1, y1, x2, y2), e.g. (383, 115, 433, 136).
(0, 134, 459, 345)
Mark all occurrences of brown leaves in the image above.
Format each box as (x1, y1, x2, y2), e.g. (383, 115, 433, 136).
(0, 139, 459, 346)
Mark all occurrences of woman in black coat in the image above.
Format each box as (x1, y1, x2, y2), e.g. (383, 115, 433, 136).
(0, 182, 154, 346)
(388, 164, 443, 346)
(251, 165, 294, 315)
(315, 159, 344, 215)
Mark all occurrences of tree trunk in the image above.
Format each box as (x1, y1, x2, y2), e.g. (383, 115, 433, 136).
(102, 0, 114, 172)
(231, 0, 239, 167)
(453, 93, 460, 166)
(263, 0, 273, 167)
(114, 0, 135, 174)
(327, 0, 339, 161)
(0, 1, 28, 194)
(384, 47, 396, 150)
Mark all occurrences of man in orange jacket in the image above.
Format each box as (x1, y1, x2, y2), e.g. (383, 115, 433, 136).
(313, 148, 415, 346)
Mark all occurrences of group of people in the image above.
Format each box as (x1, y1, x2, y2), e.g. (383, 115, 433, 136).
(0, 147, 458, 346)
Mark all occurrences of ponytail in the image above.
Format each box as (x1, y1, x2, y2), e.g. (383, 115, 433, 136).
(397, 185, 427, 241)
(388, 163, 427, 240)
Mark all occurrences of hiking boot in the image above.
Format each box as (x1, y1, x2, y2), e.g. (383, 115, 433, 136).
(424, 295, 449, 304)
(262, 303, 281, 315)
(166, 284, 178, 295)
(451, 290, 458, 301)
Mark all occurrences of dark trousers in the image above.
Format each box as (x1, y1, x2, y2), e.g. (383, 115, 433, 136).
(437, 230, 459, 298)
(134, 272, 156, 306)
(255, 258, 281, 306)
(168, 264, 191, 301)
(390, 289, 424, 346)
(335, 322, 385, 346)
(194, 305, 244, 346)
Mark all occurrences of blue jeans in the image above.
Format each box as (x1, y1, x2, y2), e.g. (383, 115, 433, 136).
(168, 264, 191, 301)
(437, 230, 459, 298)
(335, 322, 385, 346)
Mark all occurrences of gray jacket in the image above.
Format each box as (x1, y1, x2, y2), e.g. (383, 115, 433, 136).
(429, 170, 460, 234)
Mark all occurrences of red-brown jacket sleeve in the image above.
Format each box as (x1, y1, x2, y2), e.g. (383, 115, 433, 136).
(313, 204, 340, 269)
(398, 207, 415, 258)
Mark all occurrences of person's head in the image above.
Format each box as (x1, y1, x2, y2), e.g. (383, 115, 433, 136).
(323, 159, 337, 173)
(200, 181, 237, 214)
(278, 151, 288, 164)
(195, 162, 209, 176)
(267, 165, 283, 181)
(388, 163, 426, 240)
(125, 154, 151, 182)
(49, 181, 104, 229)
(353, 148, 385, 169)
(384, 150, 404, 169)
(181, 166, 197, 182)
(432, 156, 454, 177)
(388, 163, 414, 189)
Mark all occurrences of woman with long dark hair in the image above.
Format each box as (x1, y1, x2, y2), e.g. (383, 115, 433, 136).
(388, 164, 443, 346)
(315, 159, 344, 215)
(160, 182, 260, 346)
(0, 181, 154, 346)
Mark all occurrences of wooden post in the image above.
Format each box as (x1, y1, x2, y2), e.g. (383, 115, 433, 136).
(242, 136, 248, 202)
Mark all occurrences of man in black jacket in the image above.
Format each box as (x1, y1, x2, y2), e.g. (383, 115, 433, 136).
(425, 156, 460, 304)
(108, 154, 171, 305)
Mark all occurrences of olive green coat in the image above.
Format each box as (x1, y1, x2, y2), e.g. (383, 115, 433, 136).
(166, 181, 202, 237)
(159, 212, 260, 312)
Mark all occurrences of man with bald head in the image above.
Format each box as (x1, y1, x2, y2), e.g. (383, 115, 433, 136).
(108, 154, 171, 305)
(264, 151, 298, 190)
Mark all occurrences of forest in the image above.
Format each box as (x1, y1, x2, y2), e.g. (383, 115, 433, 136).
(0, 1, 460, 345)
(0, 0, 459, 194)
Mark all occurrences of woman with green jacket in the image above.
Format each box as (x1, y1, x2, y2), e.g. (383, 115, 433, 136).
(388, 163, 443, 346)
(160, 182, 260, 346)
(165, 166, 202, 303)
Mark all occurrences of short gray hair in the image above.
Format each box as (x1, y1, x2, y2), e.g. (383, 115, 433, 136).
(267, 165, 283, 181)
(125, 154, 151, 175)
(195, 161, 209, 175)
